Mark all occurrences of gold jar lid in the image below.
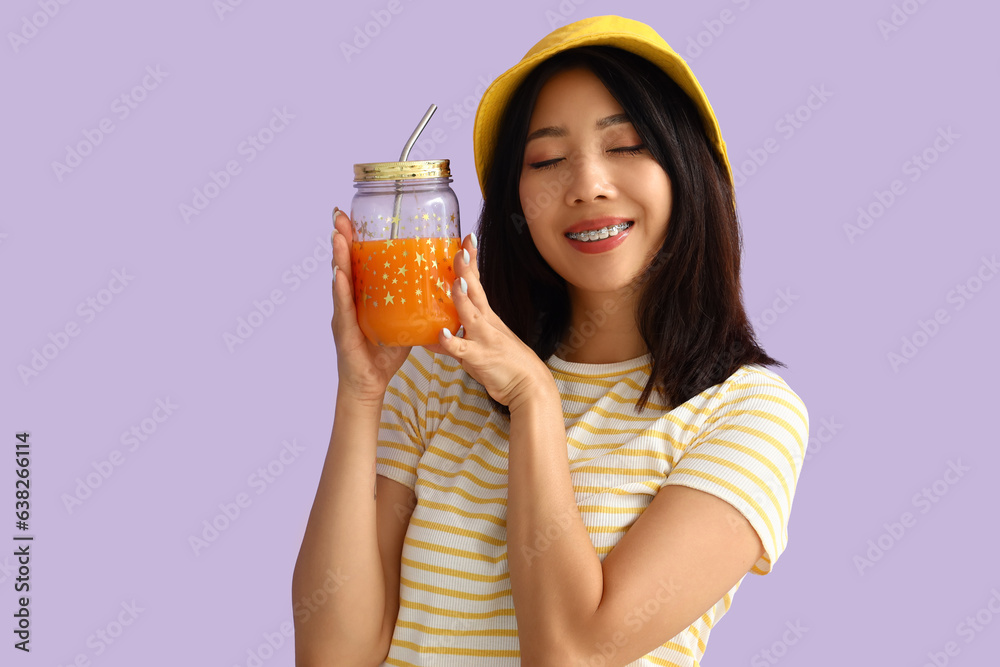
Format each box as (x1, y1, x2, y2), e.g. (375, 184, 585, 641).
(353, 159, 450, 181)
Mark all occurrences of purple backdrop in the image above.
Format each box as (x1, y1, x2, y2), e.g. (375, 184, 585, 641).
(3, 1, 998, 665)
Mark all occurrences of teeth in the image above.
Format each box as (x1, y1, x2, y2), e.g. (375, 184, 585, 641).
(568, 221, 632, 242)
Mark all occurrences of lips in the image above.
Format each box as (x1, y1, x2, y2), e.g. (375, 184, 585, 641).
(564, 216, 632, 236)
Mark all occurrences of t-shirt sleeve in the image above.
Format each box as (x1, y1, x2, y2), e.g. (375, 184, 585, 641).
(375, 348, 432, 491)
(660, 366, 809, 575)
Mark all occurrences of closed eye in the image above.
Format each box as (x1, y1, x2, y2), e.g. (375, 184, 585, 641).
(528, 145, 646, 171)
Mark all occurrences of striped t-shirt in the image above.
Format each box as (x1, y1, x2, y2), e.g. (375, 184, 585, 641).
(375, 347, 808, 666)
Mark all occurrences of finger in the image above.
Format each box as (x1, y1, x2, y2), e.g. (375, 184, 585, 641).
(332, 225, 354, 289)
(331, 261, 358, 335)
(464, 232, 480, 282)
(332, 207, 355, 243)
(438, 324, 470, 358)
(450, 273, 487, 339)
(453, 247, 491, 315)
(330, 239, 357, 336)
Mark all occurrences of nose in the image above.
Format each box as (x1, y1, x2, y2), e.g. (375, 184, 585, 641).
(563, 148, 616, 205)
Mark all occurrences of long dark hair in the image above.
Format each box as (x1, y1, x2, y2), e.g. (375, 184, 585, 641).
(476, 46, 783, 417)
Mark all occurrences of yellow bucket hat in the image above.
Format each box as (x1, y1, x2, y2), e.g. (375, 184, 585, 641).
(472, 15, 733, 197)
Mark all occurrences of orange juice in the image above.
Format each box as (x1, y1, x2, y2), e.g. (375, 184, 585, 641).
(351, 236, 461, 346)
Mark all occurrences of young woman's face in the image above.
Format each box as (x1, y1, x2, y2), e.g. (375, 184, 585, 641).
(518, 66, 672, 300)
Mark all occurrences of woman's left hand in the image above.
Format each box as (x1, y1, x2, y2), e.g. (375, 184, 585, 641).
(423, 234, 552, 410)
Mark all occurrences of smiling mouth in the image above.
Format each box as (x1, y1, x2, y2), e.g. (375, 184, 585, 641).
(565, 221, 634, 242)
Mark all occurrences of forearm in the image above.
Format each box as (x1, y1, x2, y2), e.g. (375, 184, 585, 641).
(507, 379, 604, 663)
(292, 393, 386, 665)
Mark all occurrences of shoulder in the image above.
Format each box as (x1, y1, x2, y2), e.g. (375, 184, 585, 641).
(393, 347, 488, 408)
(396, 347, 465, 384)
(715, 364, 808, 427)
(687, 363, 809, 463)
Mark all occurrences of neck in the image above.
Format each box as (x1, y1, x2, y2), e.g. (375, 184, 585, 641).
(555, 285, 648, 364)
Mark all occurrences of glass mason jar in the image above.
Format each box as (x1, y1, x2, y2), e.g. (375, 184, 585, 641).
(350, 159, 461, 347)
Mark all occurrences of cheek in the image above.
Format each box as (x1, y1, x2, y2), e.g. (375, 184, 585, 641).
(518, 175, 555, 222)
(631, 166, 672, 217)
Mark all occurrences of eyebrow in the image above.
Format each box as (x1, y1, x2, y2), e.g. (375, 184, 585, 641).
(525, 113, 632, 143)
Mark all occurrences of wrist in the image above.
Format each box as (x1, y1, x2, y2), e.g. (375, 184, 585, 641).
(335, 384, 385, 414)
(507, 368, 558, 415)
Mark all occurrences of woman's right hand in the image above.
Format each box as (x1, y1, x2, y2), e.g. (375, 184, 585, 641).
(330, 208, 412, 405)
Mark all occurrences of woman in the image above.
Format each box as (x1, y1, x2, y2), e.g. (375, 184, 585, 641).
(294, 15, 809, 667)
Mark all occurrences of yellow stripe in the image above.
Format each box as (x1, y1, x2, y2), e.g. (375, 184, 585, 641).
(552, 373, 649, 393)
(470, 429, 510, 460)
(683, 441, 793, 504)
(578, 503, 651, 514)
(384, 657, 420, 667)
(387, 376, 427, 412)
(482, 421, 512, 447)
(400, 575, 511, 602)
(381, 400, 427, 436)
(395, 619, 517, 636)
(570, 447, 675, 465)
(425, 433, 509, 473)
(377, 437, 421, 459)
(675, 454, 783, 514)
(399, 596, 515, 619)
(435, 375, 491, 401)
(572, 465, 665, 477)
(557, 387, 671, 411)
(677, 442, 792, 508)
(416, 478, 507, 507)
(548, 361, 651, 379)
(696, 423, 800, 486)
(706, 387, 808, 436)
(706, 409, 805, 457)
(404, 536, 507, 564)
(574, 481, 660, 495)
(392, 639, 520, 657)
(436, 405, 490, 433)
(416, 498, 508, 528)
(376, 457, 417, 479)
(418, 462, 507, 490)
(582, 524, 629, 534)
(660, 640, 695, 658)
(428, 394, 492, 421)
(401, 556, 510, 583)
(562, 401, 708, 424)
(644, 654, 692, 666)
(568, 422, 685, 448)
(409, 517, 506, 547)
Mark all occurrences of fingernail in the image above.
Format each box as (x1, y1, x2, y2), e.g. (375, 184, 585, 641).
(442, 327, 453, 339)
(459, 277, 467, 294)
(462, 248, 470, 265)
(470, 232, 478, 249)
(333, 206, 340, 221)
(333, 266, 338, 283)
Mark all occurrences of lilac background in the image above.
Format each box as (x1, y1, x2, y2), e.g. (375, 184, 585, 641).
(3, 0, 998, 665)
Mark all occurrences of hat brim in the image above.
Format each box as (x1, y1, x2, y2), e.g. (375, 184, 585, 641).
(472, 16, 732, 198)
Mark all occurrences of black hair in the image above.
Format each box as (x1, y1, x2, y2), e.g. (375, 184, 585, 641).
(475, 45, 783, 418)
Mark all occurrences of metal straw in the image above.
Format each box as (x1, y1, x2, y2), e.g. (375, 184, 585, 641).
(390, 104, 437, 239)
